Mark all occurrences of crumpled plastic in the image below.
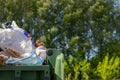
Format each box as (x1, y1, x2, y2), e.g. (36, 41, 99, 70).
(0, 21, 46, 65)
(0, 21, 35, 55)
(5, 50, 44, 66)
(5, 46, 47, 66)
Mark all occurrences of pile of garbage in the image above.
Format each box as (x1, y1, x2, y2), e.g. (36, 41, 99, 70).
(0, 21, 46, 66)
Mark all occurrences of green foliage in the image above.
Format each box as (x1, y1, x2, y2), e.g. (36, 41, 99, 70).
(96, 54, 120, 80)
(64, 55, 92, 80)
(69, 36, 79, 47)
(65, 54, 120, 80)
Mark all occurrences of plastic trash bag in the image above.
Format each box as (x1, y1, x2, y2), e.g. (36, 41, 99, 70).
(0, 21, 46, 66)
(5, 46, 47, 66)
(0, 21, 35, 55)
(5, 50, 44, 66)
(36, 46, 47, 59)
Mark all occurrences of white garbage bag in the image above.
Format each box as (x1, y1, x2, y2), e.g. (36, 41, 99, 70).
(0, 21, 46, 66)
(0, 21, 35, 55)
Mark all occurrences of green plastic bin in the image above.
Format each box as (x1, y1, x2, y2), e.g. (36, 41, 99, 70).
(0, 49, 64, 80)
(0, 65, 50, 80)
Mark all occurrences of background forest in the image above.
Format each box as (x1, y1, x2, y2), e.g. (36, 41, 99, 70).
(0, 0, 120, 80)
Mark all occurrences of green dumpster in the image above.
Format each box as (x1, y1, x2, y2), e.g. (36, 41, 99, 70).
(0, 49, 64, 80)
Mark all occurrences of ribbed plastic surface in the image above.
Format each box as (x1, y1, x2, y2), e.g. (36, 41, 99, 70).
(0, 65, 50, 80)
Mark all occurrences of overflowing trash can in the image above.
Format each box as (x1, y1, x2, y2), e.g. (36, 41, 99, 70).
(0, 21, 64, 80)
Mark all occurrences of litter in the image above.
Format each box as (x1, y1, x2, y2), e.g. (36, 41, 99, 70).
(0, 21, 47, 66)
